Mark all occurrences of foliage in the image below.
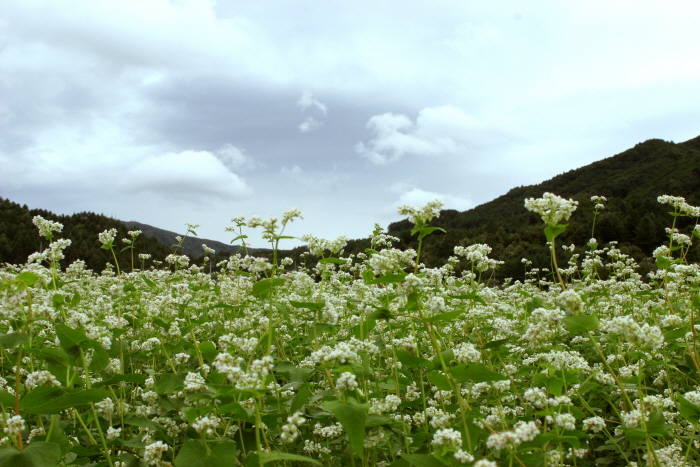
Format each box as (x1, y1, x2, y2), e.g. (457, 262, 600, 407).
(1, 192, 700, 467)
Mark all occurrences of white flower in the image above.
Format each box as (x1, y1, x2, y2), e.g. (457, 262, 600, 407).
(398, 199, 444, 225)
(336, 372, 358, 391)
(524, 192, 578, 226)
(32, 215, 63, 239)
(432, 428, 462, 450)
(582, 416, 606, 433)
(184, 372, 207, 392)
(98, 228, 118, 246)
(144, 441, 168, 466)
(3, 415, 25, 437)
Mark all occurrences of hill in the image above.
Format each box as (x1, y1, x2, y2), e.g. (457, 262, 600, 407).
(346, 136, 700, 281)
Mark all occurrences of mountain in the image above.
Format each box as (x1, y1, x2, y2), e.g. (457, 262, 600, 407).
(368, 136, 700, 281)
(3, 135, 699, 279)
(123, 221, 243, 258)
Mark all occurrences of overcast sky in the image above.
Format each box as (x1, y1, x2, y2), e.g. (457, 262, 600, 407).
(2, 1, 700, 249)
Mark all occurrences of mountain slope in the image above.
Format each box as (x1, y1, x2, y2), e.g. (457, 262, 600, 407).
(374, 136, 700, 281)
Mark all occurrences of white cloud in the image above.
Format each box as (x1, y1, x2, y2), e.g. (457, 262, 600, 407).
(119, 150, 252, 200)
(215, 144, 259, 171)
(296, 91, 327, 132)
(298, 116, 322, 133)
(390, 186, 473, 213)
(356, 105, 481, 164)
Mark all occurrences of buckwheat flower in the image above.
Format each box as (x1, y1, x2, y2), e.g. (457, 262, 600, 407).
(554, 413, 576, 430)
(98, 228, 118, 246)
(582, 416, 606, 433)
(336, 372, 358, 391)
(25, 370, 61, 390)
(3, 415, 25, 437)
(453, 342, 481, 364)
(165, 254, 190, 268)
(524, 192, 578, 226)
(144, 440, 168, 466)
(432, 428, 462, 450)
(191, 415, 219, 436)
(398, 199, 444, 225)
(684, 391, 700, 406)
(32, 215, 64, 239)
(621, 410, 646, 429)
(184, 372, 207, 392)
(139, 253, 151, 261)
(454, 449, 474, 463)
(202, 244, 216, 255)
(474, 459, 498, 467)
(106, 426, 121, 440)
(524, 387, 548, 409)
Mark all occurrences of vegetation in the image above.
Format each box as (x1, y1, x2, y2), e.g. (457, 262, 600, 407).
(1, 189, 700, 467)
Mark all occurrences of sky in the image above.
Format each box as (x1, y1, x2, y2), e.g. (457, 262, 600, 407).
(2, 0, 700, 249)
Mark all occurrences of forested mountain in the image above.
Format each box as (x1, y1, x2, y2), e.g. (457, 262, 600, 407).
(354, 136, 700, 281)
(0, 200, 254, 272)
(3, 136, 699, 280)
(123, 221, 243, 258)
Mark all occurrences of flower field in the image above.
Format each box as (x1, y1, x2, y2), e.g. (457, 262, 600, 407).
(1, 193, 700, 467)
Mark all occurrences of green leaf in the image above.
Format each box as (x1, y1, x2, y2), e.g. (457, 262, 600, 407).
(155, 373, 187, 393)
(449, 292, 486, 305)
(367, 272, 407, 285)
(424, 309, 465, 323)
(678, 395, 700, 424)
(15, 272, 39, 288)
(142, 276, 157, 288)
(544, 223, 567, 243)
(289, 301, 325, 310)
(123, 418, 166, 433)
(401, 453, 449, 467)
(394, 350, 434, 370)
(95, 373, 148, 387)
(426, 372, 452, 391)
(54, 325, 88, 350)
(21, 388, 109, 414)
(450, 364, 508, 383)
(174, 441, 238, 467)
(562, 315, 600, 334)
(318, 257, 347, 265)
(656, 256, 672, 269)
(258, 451, 322, 465)
(0, 333, 29, 349)
(251, 278, 286, 299)
(198, 341, 218, 363)
(0, 441, 61, 467)
(323, 397, 369, 457)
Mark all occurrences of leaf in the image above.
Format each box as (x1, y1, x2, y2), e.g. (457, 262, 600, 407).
(258, 451, 322, 465)
(323, 397, 369, 457)
(142, 276, 156, 288)
(394, 350, 434, 370)
(0, 333, 29, 349)
(288, 301, 324, 310)
(21, 388, 109, 414)
(562, 315, 600, 334)
(656, 256, 672, 269)
(198, 341, 218, 363)
(95, 373, 148, 387)
(251, 278, 286, 299)
(54, 325, 88, 350)
(174, 440, 238, 467)
(544, 223, 567, 243)
(123, 418, 166, 433)
(424, 309, 466, 323)
(677, 394, 700, 424)
(450, 292, 486, 305)
(367, 272, 407, 285)
(426, 372, 452, 391)
(155, 373, 187, 393)
(450, 364, 508, 383)
(318, 257, 347, 265)
(14, 271, 39, 288)
(401, 453, 449, 467)
(0, 441, 61, 467)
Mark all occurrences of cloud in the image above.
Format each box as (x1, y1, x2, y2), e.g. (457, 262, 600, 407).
(215, 144, 259, 171)
(390, 186, 473, 212)
(297, 90, 327, 132)
(356, 105, 480, 164)
(119, 150, 252, 200)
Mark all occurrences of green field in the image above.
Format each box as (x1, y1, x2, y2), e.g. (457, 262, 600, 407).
(1, 193, 699, 467)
